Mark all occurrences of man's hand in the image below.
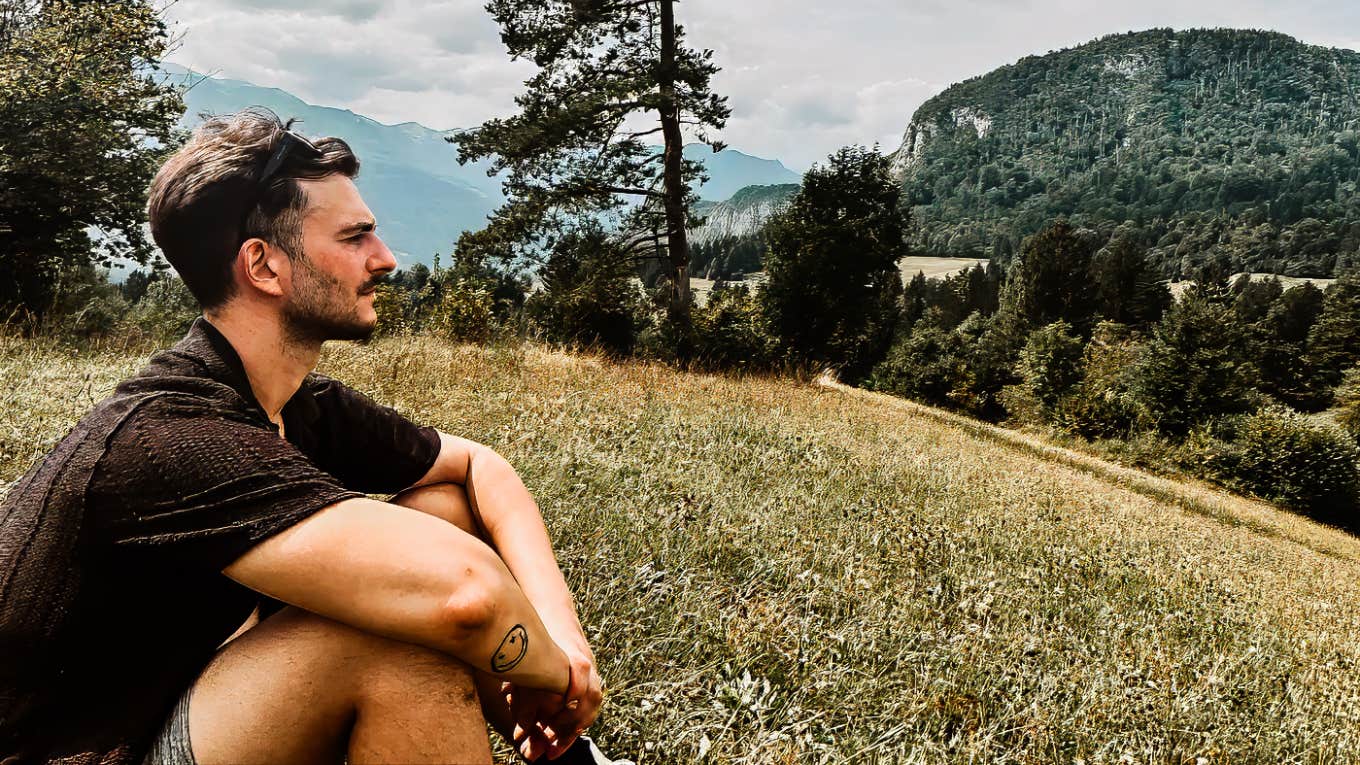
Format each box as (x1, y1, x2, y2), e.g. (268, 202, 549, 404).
(502, 643, 603, 760)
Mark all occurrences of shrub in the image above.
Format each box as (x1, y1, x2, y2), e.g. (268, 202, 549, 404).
(117, 276, 198, 344)
(691, 283, 775, 370)
(429, 278, 496, 344)
(42, 264, 130, 339)
(1054, 322, 1148, 439)
(1333, 366, 1360, 443)
(1221, 407, 1360, 522)
(524, 224, 640, 356)
(1013, 320, 1084, 414)
(370, 284, 411, 338)
(865, 319, 970, 407)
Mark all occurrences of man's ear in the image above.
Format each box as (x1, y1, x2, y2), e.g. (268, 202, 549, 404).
(238, 238, 288, 298)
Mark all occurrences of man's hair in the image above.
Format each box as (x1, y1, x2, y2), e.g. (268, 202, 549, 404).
(147, 108, 360, 309)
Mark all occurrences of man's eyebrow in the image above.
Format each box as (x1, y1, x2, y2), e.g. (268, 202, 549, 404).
(337, 220, 377, 236)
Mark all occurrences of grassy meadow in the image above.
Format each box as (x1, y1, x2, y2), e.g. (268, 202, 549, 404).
(5, 332, 1360, 763)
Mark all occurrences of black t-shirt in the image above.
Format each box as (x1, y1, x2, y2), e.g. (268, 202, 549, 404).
(0, 317, 442, 764)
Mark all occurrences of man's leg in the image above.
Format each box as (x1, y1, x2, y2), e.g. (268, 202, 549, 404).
(184, 604, 492, 764)
(183, 483, 508, 765)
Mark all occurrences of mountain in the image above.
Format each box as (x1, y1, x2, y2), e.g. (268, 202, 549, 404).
(889, 29, 1360, 278)
(684, 146, 801, 201)
(690, 183, 799, 245)
(162, 64, 798, 267)
(686, 184, 800, 280)
(165, 63, 500, 266)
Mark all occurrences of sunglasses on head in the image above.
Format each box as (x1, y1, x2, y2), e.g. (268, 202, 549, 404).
(240, 126, 324, 243)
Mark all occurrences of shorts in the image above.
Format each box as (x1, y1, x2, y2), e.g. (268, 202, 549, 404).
(140, 684, 197, 765)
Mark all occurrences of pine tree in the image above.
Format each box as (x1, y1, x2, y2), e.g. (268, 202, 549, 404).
(453, 0, 729, 352)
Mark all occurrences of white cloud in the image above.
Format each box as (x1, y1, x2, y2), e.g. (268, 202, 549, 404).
(164, 0, 1360, 171)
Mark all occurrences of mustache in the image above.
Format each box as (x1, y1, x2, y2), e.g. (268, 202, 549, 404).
(360, 273, 392, 292)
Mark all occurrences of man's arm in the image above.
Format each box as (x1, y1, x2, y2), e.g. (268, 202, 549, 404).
(222, 496, 571, 693)
(413, 432, 603, 754)
(413, 434, 589, 648)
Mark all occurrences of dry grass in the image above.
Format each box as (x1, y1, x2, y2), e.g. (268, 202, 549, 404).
(5, 332, 1360, 763)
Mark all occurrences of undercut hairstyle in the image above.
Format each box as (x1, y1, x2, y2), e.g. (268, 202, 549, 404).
(146, 108, 360, 309)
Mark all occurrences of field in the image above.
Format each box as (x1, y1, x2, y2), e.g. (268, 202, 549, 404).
(898, 256, 990, 280)
(5, 333, 1360, 763)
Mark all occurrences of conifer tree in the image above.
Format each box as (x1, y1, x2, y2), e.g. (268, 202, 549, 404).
(1009, 220, 1100, 332)
(453, 0, 730, 348)
(1246, 281, 1325, 409)
(1135, 292, 1256, 435)
(1092, 235, 1171, 328)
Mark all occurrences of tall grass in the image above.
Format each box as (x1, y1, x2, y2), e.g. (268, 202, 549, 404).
(5, 332, 1360, 763)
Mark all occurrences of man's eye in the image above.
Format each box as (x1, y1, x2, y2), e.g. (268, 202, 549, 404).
(346, 233, 365, 243)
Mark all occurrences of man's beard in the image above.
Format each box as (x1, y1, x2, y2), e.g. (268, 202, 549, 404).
(282, 253, 377, 344)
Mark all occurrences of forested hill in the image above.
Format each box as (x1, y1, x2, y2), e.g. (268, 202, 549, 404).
(890, 28, 1360, 278)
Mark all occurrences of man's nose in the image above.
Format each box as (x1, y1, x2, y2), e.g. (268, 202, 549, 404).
(369, 235, 398, 275)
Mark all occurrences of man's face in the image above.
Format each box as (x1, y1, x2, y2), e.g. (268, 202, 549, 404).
(281, 175, 396, 342)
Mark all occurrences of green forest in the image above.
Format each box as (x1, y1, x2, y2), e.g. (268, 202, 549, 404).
(895, 28, 1360, 278)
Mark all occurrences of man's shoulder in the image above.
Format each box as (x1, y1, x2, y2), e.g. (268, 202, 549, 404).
(112, 347, 245, 404)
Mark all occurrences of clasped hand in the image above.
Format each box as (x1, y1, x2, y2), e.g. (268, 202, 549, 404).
(502, 646, 603, 761)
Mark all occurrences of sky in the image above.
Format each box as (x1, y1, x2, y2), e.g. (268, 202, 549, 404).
(162, 0, 1360, 172)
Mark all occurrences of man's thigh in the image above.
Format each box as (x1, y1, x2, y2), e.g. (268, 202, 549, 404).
(171, 604, 482, 765)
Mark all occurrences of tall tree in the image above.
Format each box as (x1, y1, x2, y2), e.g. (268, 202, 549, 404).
(1092, 235, 1171, 329)
(1134, 292, 1256, 436)
(0, 0, 183, 317)
(761, 145, 906, 380)
(1305, 269, 1360, 397)
(1008, 220, 1101, 332)
(454, 0, 730, 348)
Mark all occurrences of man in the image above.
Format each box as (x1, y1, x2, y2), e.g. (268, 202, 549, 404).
(0, 109, 615, 764)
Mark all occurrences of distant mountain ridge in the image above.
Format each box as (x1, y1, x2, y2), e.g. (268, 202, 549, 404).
(691, 184, 799, 245)
(888, 28, 1360, 278)
(163, 64, 800, 267)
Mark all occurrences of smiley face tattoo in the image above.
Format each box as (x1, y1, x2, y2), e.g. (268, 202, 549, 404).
(491, 624, 529, 672)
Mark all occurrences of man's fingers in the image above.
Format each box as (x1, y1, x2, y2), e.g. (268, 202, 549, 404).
(520, 730, 550, 762)
(544, 734, 580, 761)
(515, 722, 553, 761)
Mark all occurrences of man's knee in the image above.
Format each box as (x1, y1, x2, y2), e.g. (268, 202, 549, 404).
(187, 606, 485, 763)
(390, 481, 480, 536)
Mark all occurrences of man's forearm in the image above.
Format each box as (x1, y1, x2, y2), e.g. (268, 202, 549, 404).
(464, 448, 587, 645)
(445, 550, 572, 693)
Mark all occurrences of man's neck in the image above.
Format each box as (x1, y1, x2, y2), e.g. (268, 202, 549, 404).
(202, 308, 320, 422)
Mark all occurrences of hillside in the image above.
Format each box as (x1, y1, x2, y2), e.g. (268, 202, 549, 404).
(690, 183, 799, 245)
(685, 148, 801, 202)
(5, 333, 1360, 762)
(890, 28, 1360, 278)
(161, 65, 799, 269)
